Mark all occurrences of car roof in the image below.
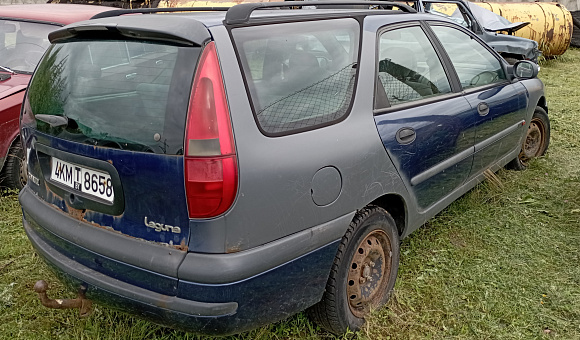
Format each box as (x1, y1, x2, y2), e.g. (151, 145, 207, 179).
(70, 8, 446, 28)
(52, 7, 458, 46)
(189, 10, 444, 27)
(0, 4, 117, 26)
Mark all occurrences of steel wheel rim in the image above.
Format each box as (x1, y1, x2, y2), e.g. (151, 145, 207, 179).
(346, 229, 392, 318)
(520, 118, 546, 165)
(18, 157, 27, 188)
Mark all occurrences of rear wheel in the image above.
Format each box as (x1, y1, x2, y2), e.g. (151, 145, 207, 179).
(307, 206, 400, 335)
(507, 106, 550, 170)
(1, 139, 26, 190)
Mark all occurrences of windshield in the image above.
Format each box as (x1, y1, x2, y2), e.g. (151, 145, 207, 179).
(0, 20, 56, 73)
(26, 40, 199, 154)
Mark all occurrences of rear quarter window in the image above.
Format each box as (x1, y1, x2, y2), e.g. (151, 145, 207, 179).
(233, 19, 360, 135)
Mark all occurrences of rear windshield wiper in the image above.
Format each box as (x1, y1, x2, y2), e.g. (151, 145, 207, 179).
(36, 114, 70, 128)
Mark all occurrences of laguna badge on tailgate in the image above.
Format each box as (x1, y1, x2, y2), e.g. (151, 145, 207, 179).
(144, 216, 181, 234)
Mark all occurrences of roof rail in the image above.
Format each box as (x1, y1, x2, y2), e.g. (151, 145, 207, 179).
(225, 1, 416, 24)
(91, 7, 230, 20)
(90, 1, 415, 23)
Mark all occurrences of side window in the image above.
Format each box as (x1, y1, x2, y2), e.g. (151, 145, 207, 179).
(376, 26, 452, 108)
(430, 25, 506, 89)
(233, 19, 359, 135)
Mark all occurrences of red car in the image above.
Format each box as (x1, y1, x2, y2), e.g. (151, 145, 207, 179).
(0, 4, 114, 190)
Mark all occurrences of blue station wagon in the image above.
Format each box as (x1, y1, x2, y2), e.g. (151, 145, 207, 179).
(20, 2, 550, 335)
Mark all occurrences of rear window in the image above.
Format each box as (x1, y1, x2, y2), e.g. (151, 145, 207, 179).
(27, 40, 199, 155)
(233, 18, 360, 135)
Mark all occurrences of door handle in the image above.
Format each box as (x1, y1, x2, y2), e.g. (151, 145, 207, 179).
(396, 127, 416, 144)
(478, 102, 490, 116)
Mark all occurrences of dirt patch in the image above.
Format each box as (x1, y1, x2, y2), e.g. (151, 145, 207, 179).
(449, 232, 467, 248)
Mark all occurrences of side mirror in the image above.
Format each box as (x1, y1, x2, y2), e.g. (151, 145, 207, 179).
(513, 60, 539, 79)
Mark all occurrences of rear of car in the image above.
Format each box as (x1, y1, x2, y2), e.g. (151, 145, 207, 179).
(19, 10, 365, 335)
(20, 13, 231, 331)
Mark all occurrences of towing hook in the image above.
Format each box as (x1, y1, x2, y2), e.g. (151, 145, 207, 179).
(33, 280, 93, 317)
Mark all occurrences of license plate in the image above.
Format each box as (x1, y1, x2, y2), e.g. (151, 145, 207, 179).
(51, 157, 114, 203)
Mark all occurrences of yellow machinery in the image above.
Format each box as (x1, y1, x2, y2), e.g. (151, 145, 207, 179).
(471, 2, 573, 56)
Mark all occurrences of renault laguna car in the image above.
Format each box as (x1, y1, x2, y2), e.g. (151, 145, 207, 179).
(20, 2, 550, 335)
(0, 4, 114, 190)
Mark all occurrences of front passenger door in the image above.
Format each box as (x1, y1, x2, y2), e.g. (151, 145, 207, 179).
(429, 24, 528, 177)
(373, 23, 476, 210)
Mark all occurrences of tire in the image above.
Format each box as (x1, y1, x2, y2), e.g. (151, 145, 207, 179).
(307, 206, 400, 335)
(1, 139, 26, 190)
(507, 106, 550, 171)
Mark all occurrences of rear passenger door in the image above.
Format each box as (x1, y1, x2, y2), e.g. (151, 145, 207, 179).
(428, 23, 527, 176)
(373, 23, 475, 210)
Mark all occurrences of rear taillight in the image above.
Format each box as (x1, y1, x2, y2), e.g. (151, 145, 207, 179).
(184, 41, 237, 218)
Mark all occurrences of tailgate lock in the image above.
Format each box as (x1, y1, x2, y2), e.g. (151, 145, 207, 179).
(33, 280, 92, 317)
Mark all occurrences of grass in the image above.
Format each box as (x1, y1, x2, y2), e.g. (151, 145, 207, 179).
(2, 48, 580, 339)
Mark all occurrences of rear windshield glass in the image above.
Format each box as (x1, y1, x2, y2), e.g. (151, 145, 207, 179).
(27, 40, 199, 155)
(233, 18, 360, 135)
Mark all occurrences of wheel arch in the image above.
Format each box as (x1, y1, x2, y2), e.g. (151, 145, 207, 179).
(537, 96, 548, 114)
(369, 193, 407, 236)
(8, 133, 21, 149)
(1, 133, 21, 171)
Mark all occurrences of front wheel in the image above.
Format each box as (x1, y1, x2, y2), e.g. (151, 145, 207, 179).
(507, 106, 550, 170)
(307, 206, 400, 335)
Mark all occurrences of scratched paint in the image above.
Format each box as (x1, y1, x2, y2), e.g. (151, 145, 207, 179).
(474, 2, 573, 56)
(21, 129, 191, 251)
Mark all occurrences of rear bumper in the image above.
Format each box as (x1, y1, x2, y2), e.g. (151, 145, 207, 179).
(24, 218, 238, 317)
(20, 187, 343, 335)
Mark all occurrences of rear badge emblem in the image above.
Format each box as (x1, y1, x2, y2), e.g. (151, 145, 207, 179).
(28, 173, 39, 186)
(144, 216, 181, 234)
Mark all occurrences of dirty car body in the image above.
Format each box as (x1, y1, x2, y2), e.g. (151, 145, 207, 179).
(0, 4, 115, 190)
(20, 2, 548, 335)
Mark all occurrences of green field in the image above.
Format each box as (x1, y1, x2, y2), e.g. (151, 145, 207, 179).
(1, 49, 579, 340)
